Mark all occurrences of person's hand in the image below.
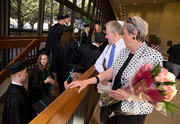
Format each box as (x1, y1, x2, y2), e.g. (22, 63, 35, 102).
(108, 89, 129, 101)
(45, 76, 54, 85)
(101, 80, 108, 86)
(64, 80, 68, 90)
(67, 80, 88, 93)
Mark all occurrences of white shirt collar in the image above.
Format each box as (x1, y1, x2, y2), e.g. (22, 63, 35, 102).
(114, 38, 124, 47)
(92, 42, 99, 47)
(11, 81, 22, 86)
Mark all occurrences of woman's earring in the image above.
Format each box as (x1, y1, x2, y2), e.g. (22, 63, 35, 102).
(133, 37, 135, 40)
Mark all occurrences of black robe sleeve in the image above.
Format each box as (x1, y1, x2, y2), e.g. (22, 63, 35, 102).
(81, 32, 88, 45)
(56, 41, 79, 83)
(28, 66, 44, 104)
(3, 84, 35, 124)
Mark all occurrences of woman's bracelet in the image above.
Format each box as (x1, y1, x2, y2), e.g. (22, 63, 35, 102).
(94, 75, 100, 83)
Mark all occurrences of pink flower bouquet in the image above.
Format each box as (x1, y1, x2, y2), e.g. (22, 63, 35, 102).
(125, 63, 179, 116)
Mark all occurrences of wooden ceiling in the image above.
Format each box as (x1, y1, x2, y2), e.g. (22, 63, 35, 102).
(109, 0, 178, 20)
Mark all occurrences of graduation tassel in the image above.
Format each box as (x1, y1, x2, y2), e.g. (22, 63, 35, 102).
(100, 23, 102, 31)
(66, 67, 75, 81)
(50, 52, 52, 66)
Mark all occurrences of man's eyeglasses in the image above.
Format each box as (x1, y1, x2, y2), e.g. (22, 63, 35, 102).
(126, 18, 137, 27)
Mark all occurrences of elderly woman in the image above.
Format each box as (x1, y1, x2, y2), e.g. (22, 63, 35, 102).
(68, 16, 163, 124)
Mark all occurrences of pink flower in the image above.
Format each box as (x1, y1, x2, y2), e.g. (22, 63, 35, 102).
(146, 63, 153, 70)
(155, 68, 175, 83)
(162, 85, 177, 102)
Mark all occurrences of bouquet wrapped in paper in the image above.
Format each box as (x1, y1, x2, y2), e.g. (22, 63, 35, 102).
(99, 63, 179, 116)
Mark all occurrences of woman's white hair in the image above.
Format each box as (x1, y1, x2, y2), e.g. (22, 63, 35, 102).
(123, 16, 149, 41)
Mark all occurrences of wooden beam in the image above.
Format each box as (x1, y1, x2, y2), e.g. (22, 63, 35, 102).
(0, 39, 32, 49)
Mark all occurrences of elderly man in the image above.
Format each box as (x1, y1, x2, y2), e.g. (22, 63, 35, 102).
(94, 20, 126, 124)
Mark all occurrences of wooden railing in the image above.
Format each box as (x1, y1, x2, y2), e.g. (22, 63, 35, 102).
(0, 36, 99, 124)
(29, 65, 99, 124)
(0, 36, 47, 85)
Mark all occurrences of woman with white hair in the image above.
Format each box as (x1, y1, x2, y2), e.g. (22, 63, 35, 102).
(67, 16, 163, 124)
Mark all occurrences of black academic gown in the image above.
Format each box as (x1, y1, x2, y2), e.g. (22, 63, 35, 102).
(45, 23, 65, 73)
(73, 43, 101, 69)
(28, 65, 54, 104)
(56, 40, 79, 93)
(81, 32, 88, 45)
(86, 29, 93, 44)
(3, 83, 35, 124)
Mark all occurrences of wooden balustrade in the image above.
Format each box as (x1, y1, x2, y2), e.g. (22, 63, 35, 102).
(0, 38, 41, 85)
(0, 36, 99, 124)
(29, 65, 99, 124)
(0, 36, 47, 41)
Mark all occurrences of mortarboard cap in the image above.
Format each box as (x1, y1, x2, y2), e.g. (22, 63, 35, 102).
(38, 48, 50, 57)
(84, 24, 90, 27)
(66, 64, 87, 81)
(64, 26, 74, 32)
(64, 14, 70, 18)
(68, 64, 87, 73)
(5, 61, 25, 75)
(57, 15, 64, 21)
(32, 96, 54, 114)
(95, 21, 101, 25)
(94, 32, 107, 43)
(57, 15, 69, 20)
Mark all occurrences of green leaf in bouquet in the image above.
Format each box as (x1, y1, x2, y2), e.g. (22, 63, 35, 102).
(163, 82, 176, 85)
(165, 102, 175, 117)
(151, 62, 162, 77)
(163, 101, 180, 117)
(160, 92, 167, 97)
(166, 102, 180, 111)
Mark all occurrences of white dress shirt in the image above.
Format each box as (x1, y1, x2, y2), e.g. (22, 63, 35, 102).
(95, 38, 125, 73)
(12, 81, 22, 86)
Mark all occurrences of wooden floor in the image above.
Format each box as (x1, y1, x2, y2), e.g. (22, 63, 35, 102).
(0, 77, 180, 124)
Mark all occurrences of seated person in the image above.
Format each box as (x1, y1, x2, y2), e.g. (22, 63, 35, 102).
(64, 64, 86, 89)
(28, 48, 54, 104)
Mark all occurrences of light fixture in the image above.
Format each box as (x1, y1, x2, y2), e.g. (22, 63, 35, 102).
(134, 3, 136, 5)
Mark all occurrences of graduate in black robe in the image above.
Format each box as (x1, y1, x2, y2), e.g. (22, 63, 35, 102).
(81, 24, 90, 45)
(3, 61, 36, 124)
(45, 15, 67, 73)
(28, 48, 54, 104)
(73, 41, 102, 69)
(86, 21, 103, 44)
(56, 26, 79, 94)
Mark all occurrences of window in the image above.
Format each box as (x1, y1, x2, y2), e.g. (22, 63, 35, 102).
(43, 0, 60, 31)
(69, 0, 73, 3)
(84, 0, 89, 12)
(76, 0, 82, 8)
(94, 7, 97, 17)
(10, 0, 39, 36)
(90, 2, 94, 15)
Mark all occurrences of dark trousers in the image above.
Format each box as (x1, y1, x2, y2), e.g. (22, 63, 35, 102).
(100, 102, 146, 124)
(110, 114, 146, 124)
(100, 102, 120, 124)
